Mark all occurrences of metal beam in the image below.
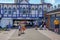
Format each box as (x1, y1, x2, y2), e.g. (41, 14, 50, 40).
(47, 11, 60, 15)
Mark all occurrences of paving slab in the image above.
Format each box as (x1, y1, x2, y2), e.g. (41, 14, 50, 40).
(38, 29, 60, 40)
(9, 29, 51, 40)
(0, 29, 16, 40)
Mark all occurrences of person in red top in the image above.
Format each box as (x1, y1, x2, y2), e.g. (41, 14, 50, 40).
(20, 21, 26, 34)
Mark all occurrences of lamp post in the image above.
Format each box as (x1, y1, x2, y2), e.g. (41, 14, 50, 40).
(0, 18, 1, 28)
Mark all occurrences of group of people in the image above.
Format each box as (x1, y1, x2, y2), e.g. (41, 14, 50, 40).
(34, 20, 47, 30)
(35, 18, 60, 33)
(18, 18, 60, 36)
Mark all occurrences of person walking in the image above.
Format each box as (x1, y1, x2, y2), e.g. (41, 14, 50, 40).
(54, 18, 60, 33)
(39, 19, 45, 30)
(21, 25, 26, 34)
(21, 21, 26, 34)
(34, 21, 38, 30)
(43, 21, 46, 30)
(7, 23, 11, 31)
(18, 25, 21, 36)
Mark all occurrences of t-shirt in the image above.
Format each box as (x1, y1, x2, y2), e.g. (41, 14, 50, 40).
(34, 22, 38, 26)
(18, 26, 21, 29)
(54, 19, 59, 25)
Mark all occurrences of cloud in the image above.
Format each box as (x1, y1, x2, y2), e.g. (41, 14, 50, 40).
(0, 0, 14, 3)
(29, 0, 40, 4)
(46, 0, 55, 4)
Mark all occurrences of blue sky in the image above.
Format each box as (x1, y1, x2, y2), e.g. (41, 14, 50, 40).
(0, 0, 60, 5)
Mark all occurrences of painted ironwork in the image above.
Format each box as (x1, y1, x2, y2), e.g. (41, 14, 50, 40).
(0, 4, 44, 19)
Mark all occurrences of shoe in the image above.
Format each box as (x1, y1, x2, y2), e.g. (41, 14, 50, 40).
(18, 34, 21, 36)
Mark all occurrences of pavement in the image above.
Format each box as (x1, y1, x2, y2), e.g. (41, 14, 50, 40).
(0, 28, 60, 40)
(38, 29, 60, 40)
(9, 28, 51, 40)
(0, 29, 16, 40)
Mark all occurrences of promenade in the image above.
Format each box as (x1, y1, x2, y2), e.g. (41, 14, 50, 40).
(0, 28, 60, 40)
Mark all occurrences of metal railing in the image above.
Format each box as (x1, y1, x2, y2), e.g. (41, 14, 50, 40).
(0, 13, 42, 18)
(48, 6, 60, 12)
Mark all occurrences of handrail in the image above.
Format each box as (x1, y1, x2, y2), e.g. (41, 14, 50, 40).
(0, 14, 42, 18)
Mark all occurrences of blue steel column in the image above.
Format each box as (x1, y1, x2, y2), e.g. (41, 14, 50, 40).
(55, 14, 56, 19)
(0, 5, 1, 15)
(42, 4, 44, 18)
(2, 4, 4, 18)
(11, 5, 13, 18)
(0, 5, 1, 27)
(37, 5, 39, 19)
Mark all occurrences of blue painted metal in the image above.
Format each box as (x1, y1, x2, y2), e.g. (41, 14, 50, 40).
(42, 4, 44, 18)
(0, 5, 1, 14)
(0, 4, 43, 19)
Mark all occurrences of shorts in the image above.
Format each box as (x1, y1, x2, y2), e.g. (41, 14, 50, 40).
(55, 25, 59, 29)
(19, 29, 21, 31)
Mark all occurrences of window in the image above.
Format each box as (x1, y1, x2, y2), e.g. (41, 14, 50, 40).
(22, 7, 27, 14)
(8, 10, 11, 14)
(44, 7, 47, 11)
(4, 10, 7, 13)
(35, 8, 38, 10)
(13, 7, 16, 12)
(17, 7, 19, 10)
(4, 7, 7, 10)
(19, 7, 22, 13)
(8, 7, 11, 10)
(8, 7, 11, 14)
(3, 7, 7, 14)
(32, 7, 35, 10)
(13, 7, 15, 10)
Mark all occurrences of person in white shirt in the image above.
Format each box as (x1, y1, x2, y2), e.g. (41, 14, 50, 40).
(18, 25, 21, 36)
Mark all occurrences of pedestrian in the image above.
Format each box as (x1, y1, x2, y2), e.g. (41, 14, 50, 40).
(7, 23, 11, 31)
(34, 21, 38, 30)
(39, 19, 44, 30)
(54, 18, 60, 33)
(21, 26, 26, 34)
(21, 21, 26, 34)
(43, 21, 46, 30)
(18, 25, 21, 36)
